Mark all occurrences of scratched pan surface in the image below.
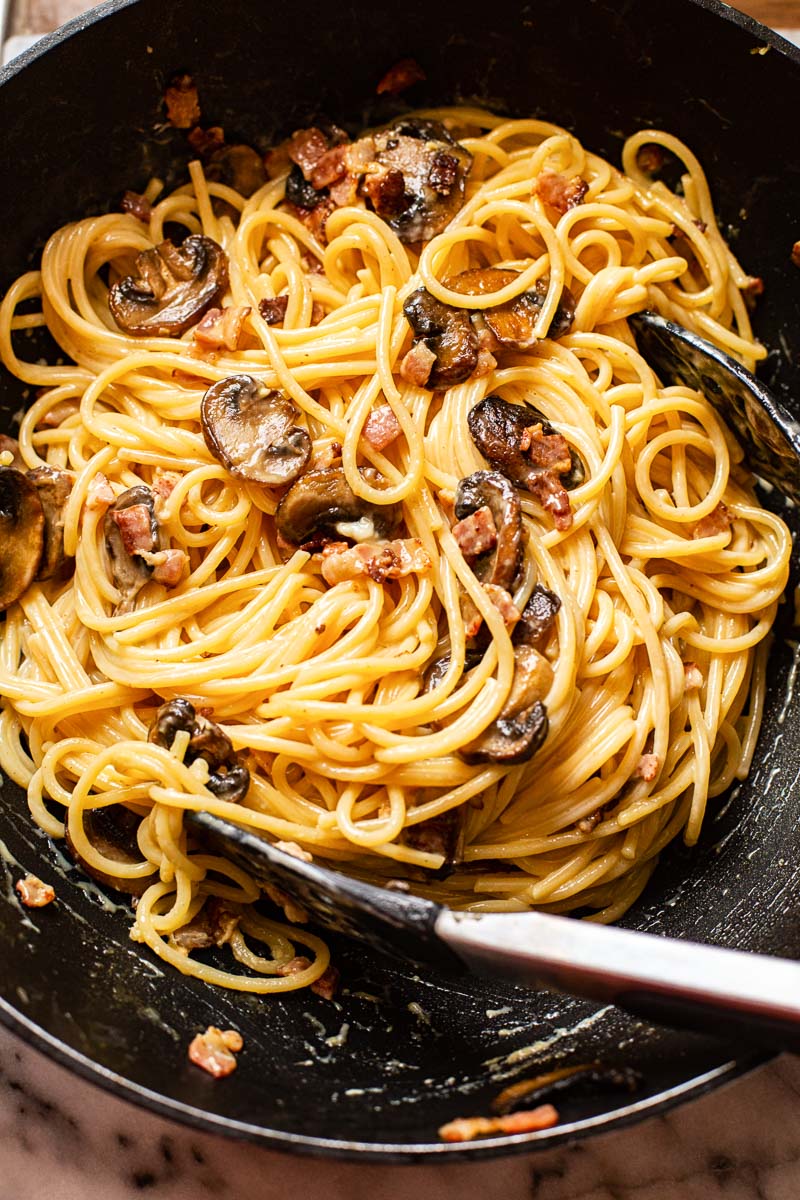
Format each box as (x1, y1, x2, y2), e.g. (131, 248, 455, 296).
(0, 0, 799, 1161)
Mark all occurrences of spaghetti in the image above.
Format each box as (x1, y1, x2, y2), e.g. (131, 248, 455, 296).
(0, 108, 791, 994)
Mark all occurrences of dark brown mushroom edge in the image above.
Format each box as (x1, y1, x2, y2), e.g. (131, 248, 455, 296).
(108, 234, 228, 336)
(64, 804, 157, 896)
(149, 698, 250, 803)
(201, 374, 312, 486)
(104, 484, 160, 613)
(0, 463, 75, 612)
(275, 467, 401, 549)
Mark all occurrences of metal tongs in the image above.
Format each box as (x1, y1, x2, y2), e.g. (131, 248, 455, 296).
(190, 312, 800, 1051)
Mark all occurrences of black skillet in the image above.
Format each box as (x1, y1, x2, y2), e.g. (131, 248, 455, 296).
(0, 0, 799, 1161)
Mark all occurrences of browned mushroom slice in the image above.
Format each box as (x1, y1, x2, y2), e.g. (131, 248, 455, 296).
(454, 471, 521, 591)
(275, 467, 401, 548)
(27, 466, 73, 580)
(201, 375, 311, 486)
(446, 267, 576, 345)
(366, 118, 472, 243)
(206, 144, 267, 197)
(104, 485, 158, 612)
(406, 808, 465, 867)
(403, 288, 479, 387)
(108, 235, 228, 337)
(0, 467, 44, 612)
(423, 648, 483, 695)
(512, 584, 562, 648)
(64, 804, 156, 896)
(149, 698, 250, 803)
(461, 641, 552, 764)
(468, 395, 584, 493)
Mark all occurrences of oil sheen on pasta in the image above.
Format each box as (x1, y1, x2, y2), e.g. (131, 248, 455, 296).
(0, 109, 791, 994)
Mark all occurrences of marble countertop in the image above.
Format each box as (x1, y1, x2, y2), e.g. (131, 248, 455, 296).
(2, 1022, 800, 1198)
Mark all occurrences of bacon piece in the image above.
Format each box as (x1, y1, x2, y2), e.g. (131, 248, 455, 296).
(311, 144, 348, 191)
(453, 505, 498, 560)
(635, 753, 661, 782)
(86, 472, 115, 512)
(193, 305, 251, 352)
(274, 840, 313, 862)
(361, 166, 408, 216)
(463, 583, 521, 638)
(36, 399, 78, 429)
(311, 964, 340, 1001)
(172, 897, 240, 952)
(530, 473, 573, 531)
(376, 58, 426, 95)
(152, 471, 180, 504)
(151, 548, 188, 587)
(362, 405, 402, 451)
(187, 125, 225, 158)
(684, 662, 704, 690)
(258, 295, 289, 325)
(121, 190, 152, 223)
(320, 538, 432, 586)
(110, 504, 155, 556)
(287, 128, 330, 180)
(164, 74, 201, 129)
(188, 1026, 243, 1078)
(399, 341, 437, 386)
(278, 955, 312, 976)
(290, 197, 336, 243)
(692, 502, 732, 539)
(522, 423, 573, 472)
(428, 152, 459, 195)
(534, 170, 589, 214)
(439, 1103, 559, 1142)
(15, 874, 55, 908)
(792, 241, 800, 269)
(636, 144, 669, 174)
(474, 347, 497, 378)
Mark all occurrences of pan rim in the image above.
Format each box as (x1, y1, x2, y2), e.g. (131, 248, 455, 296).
(0, 0, 792, 1162)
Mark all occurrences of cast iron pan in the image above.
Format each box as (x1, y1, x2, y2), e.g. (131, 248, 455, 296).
(0, 0, 799, 1161)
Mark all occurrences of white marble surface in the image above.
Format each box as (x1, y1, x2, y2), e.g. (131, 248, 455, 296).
(1, 1020, 800, 1199)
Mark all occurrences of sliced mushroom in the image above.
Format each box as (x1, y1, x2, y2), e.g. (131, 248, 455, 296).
(149, 698, 250, 803)
(423, 648, 483, 695)
(108, 235, 228, 337)
(468, 395, 584, 493)
(104, 485, 158, 612)
(454, 471, 521, 590)
(207, 144, 266, 197)
(64, 804, 156, 896)
(0, 467, 44, 611)
(513, 584, 562, 648)
(27, 466, 73, 579)
(366, 118, 472, 243)
(201, 374, 311, 486)
(403, 288, 479, 386)
(405, 808, 465, 867)
(500, 643, 554, 716)
(461, 699, 549, 765)
(446, 268, 576, 345)
(275, 467, 401, 547)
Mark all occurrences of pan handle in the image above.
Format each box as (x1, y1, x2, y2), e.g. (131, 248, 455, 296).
(435, 908, 800, 1052)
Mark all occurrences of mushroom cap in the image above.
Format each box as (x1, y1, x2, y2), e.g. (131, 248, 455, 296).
(103, 484, 158, 612)
(403, 288, 479, 387)
(370, 118, 472, 243)
(149, 698, 250, 804)
(27, 466, 73, 580)
(513, 583, 562, 648)
(275, 467, 401, 547)
(201, 374, 312, 486)
(108, 235, 228, 337)
(446, 267, 576, 346)
(461, 699, 549, 765)
(0, 467, 44, 611)
(467, 395, 585, 492)
(454, 470, 521, 590)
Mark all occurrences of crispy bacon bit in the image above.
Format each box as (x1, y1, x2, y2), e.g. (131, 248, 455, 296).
(792, 241, 800, 269)
(463, 584, 521, 638)
(293, 196, 336, 243)
(635, 753, 661, 782)
(363, 405, 402, 451)
(311, 144, 348, 191)
(742, 275, 764, 311)
(287, 127, 330, 179)
(428, 152, 459, 195)
(376, 58, 426, 95)
(453, 505, 498, 560)
(152, 471, 180, 504)
(121, 190, 152, 223)
(361, 165, 408, 216)
(275, 840, 313, 862)
(692, 502, 732, 539)
(193, 305, 251, 352)
(151, 548, 188, 587)
(636, 143, 669, 174)
(86, 472, 115, 511)
(258, 295, 289, 325)
(311, 964, 341, 1001)
(264, 882, 309, 925)
(474, 347, 497, 378)
(534, 170, 589, 214)
(684, 662, 704, 690)
(187, 125, 226, 158)
(522, 423, 573, 472)
(172, 897, 240, 952)
(36, 399, 78, 429)
(439, 1103, 559, 1142)
(278, 955, 312, 976)
(320, 538, 432, 586)
(164, 74, 201, 129)
(110, 504, 155, 556)
(399, 341, 437, 386)
(15, 874, 55, 908)
(531, 473, 573, 531)
(188, 1026, 243, 1078)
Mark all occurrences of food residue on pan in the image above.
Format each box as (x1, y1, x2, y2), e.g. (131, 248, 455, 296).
(15, 873, 55, 907)
(188, 1025, 243, 1077)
